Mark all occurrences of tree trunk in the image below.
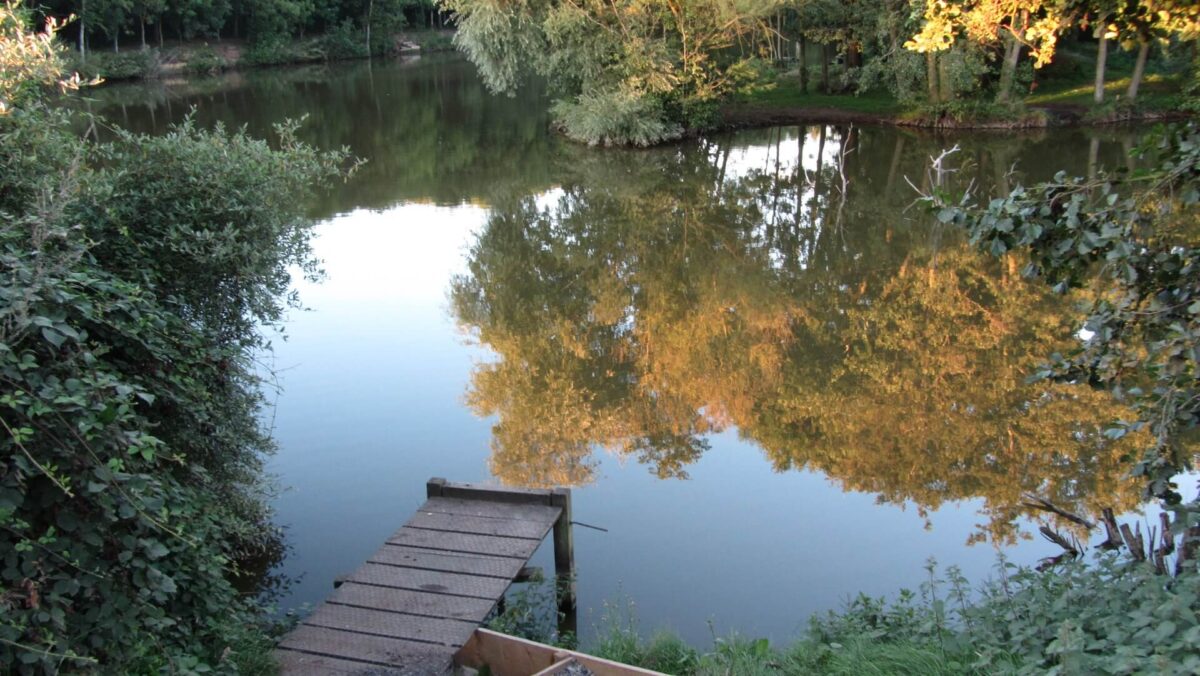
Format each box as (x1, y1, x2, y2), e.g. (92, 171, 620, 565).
(1127, 39, 1150, 101)
(996, 33, 1021, 103)
(79, 1, 87, 60)
(799, 35, 808, 93)
(365, 0, 373, 56)
(820, 43, 830, 93)
(140, 17, 146, 49)
(1094, 30, 1108, 104)
(847, 41, 861, 68)
(926, 52, 939, 104)
(938, 52, 952, 102)
(158, 17, 164, 48)
(113, 28, 119, 53)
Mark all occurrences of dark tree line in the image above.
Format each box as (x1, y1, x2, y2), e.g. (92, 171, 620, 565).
(25, 0, 449, 55)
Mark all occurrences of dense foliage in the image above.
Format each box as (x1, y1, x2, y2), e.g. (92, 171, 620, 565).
(0, 8, 348, 671)
(494, 555, 1200, 674)
(933, 122, 1200, 536)
(444, 0, 1200, 144)
(28, 0, 448, 63)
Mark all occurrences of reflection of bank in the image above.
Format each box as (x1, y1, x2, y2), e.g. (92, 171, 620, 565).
(274, 478, 579, 672)
(452, 126, 1148, 545)
(85, 54, 560, 215)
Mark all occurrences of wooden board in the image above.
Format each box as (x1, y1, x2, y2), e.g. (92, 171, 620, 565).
(278, 625, 455, 673)
(407, 511, 554, 539)
(304, 604, 477, 647)
(457, 629, 668, 676)
(369, 545, 525, 579)
(276, 648, 408, 674)
(432, 480, 556, 506)
(328, 582, 495, 623)
(419, 496, 562, 524)
(387, 527, 542, 559)
(346, 562, 511, 600)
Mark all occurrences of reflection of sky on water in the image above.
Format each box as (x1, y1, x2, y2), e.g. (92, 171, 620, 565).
(265, 163, 1087, 647)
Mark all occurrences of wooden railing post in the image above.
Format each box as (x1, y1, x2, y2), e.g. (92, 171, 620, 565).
(550, 488, 575, 613)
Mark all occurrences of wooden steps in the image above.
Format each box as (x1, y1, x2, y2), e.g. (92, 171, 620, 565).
(276, 479, 574, 675)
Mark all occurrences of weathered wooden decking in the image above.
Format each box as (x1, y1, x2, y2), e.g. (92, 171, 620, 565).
(276, 478, 575, 675)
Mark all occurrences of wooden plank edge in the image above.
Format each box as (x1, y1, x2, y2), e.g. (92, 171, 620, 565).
(455, 628, 669, 676)
(403, 524, 547, 543)
(418, 497, 562, 525)
(428, 477, 558, 506)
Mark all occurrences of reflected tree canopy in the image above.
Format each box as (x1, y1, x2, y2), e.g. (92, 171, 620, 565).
(452, 126, 1147, 543)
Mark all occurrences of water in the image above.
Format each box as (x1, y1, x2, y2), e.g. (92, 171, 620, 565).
(90, 54, 1165, 647)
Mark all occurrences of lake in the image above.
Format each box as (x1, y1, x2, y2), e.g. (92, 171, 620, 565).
(90, 54, 1168, 648)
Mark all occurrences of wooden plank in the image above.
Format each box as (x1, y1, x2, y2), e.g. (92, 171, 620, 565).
(419, 497, 562, 524)
(277, 625, 455, 673)
(276, 648, 407, 674)
(305, 604, 476, 647)
(347, 562, 511, 599)
(457, 629, 668, 676)
(438, 480, 555, 506)
(329, 582, 495, 622)
(406, 511, 554, 540)
(370, 545, 525, 579)
(387, 527, 541, 559)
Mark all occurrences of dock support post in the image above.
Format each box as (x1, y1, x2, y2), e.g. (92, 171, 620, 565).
(550, 488, 575, 612)
(426, 477, 446, 498)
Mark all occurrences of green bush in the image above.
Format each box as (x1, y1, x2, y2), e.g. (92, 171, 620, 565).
(184, 45, 229, 75)
(67, 49, 160, 81)
(239, 39, 322, 67)
(551, 89, 683, 147)
(321, 20, 368, 61)
(574, 556, 1200, 675)
(1, 10, 350, 671)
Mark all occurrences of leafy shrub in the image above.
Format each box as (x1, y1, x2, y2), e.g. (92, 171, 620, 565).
(963, 557, 1200, 674)
(184, 45, 229, 75)
(1, 10, 350, 671)
(574, 554, 1200, 675)
(551, 89, 683, 147)
(321, 19, 368, 61)
(239, 39, 322, 67)
(67, 49, 160, 81)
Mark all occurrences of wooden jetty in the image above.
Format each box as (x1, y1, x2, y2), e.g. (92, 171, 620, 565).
(276, 478, 576, 675)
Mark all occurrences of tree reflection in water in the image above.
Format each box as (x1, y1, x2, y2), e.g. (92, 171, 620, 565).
(452, 126, 1147, 544)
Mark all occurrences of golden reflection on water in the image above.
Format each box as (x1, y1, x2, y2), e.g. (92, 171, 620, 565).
(452, 127, 1146, 544)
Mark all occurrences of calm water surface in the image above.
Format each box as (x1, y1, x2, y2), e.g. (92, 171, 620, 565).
(94, 55, 1168, 647)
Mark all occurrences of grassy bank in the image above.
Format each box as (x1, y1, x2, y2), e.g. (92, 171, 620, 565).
(722, 49, 1192, 131)
(68, 29, 455, 83)
(493, 553, 1200, 675)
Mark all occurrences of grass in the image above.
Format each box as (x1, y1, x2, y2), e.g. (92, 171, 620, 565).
(734, 82, 907, 116)
(727, 50, 1191, 124)
(1028, 72, 1184, 110)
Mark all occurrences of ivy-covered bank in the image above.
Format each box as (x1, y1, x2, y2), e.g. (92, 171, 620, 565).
(1, 7, 350, 672)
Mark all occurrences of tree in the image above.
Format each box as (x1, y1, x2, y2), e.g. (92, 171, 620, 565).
(442, 0, 783, 145)
(906, 0, 1066, 105)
